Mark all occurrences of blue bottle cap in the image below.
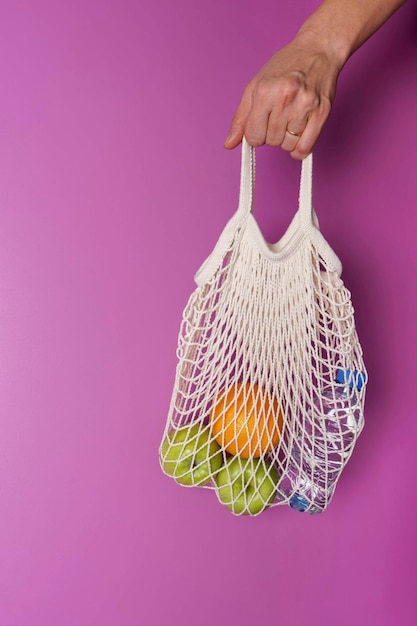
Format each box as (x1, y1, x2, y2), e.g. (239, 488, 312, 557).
(336, 368, 367, 390)
(289, 494, 309, 513)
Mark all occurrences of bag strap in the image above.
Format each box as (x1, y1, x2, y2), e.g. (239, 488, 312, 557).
(195, 138, 342, 286)
(298, 148, 318, 228)
(236, 136, 256, 217)
(237, 137, 316, 224)
(236, 137, 342, 274)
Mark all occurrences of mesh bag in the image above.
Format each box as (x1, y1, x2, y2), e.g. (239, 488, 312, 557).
(159, 139, 367, 516)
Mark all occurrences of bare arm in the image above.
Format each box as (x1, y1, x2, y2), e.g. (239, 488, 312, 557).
(225, 0, 409, 159)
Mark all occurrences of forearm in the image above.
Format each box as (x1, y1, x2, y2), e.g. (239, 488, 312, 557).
(295, 0, 409, 70)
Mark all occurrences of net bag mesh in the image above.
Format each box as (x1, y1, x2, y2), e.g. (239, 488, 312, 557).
(159, 139, 367, 516)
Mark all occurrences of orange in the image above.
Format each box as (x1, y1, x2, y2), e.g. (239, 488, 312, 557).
(210, 382, 283, 458)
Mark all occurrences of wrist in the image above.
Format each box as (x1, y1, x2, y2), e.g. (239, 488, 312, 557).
(293, 26, 353, 72)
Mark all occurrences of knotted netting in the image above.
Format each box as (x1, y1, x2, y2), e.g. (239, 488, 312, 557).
(159, 139, 367, 516)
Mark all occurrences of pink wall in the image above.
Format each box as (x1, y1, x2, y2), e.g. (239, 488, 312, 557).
(0, 1, 416, 624)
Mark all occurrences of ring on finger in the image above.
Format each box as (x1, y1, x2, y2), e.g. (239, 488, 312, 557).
(286, 128, 302, 137)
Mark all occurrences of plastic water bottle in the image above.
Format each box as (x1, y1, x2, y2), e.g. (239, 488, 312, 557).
(278, 369, 366, 514)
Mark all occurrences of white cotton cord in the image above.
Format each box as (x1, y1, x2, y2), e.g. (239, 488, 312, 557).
(236, 135, 255, 218)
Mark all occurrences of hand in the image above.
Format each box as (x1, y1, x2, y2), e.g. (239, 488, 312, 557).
(224, 38, 341, 159)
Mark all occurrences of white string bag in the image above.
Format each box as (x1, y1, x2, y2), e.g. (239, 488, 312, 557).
(159, 139, 367, 516)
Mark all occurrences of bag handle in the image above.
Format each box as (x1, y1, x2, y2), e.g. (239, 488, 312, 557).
(298, 148, 317, 228)
(236, 137, 342, 274)
(237, 136, 315, 225)
(195, 138, 342, 286)
(236, 136, 256, 217)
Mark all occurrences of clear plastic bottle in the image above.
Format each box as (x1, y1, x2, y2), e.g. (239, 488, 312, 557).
(278, 369, 366, 514)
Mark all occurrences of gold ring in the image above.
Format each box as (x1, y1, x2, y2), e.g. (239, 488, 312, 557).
(287, 129, 302, 137)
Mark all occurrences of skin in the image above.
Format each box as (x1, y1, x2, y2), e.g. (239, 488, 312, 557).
(225, 0, 409, 159)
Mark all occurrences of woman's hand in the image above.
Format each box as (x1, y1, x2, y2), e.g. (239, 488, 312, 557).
(224, 38, 341, 159)
(224, 0, 409, 158)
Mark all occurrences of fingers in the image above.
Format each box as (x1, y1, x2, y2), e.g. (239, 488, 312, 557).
(288, 98, 332, 160)
(225, 44, 337, 156)
(224, 118, 244, 150)
(226, 87, 331, 159)
(266, 104, 309, 149)
(281, 130, 303, 153)
(224, 83, 254, 149)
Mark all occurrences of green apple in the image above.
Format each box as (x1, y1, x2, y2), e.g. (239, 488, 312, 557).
(160, 423, 223, 486)
(215, 456, 279, 516)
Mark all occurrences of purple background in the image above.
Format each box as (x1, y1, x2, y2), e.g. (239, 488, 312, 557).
(0, 1, 416, 625)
